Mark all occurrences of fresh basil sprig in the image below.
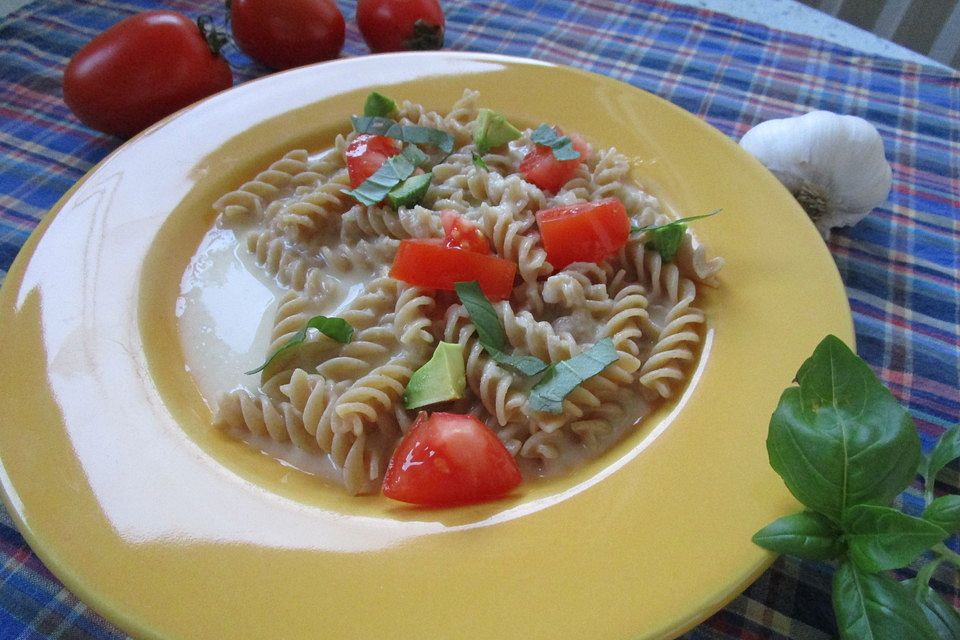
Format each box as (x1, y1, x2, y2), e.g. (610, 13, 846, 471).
(351, 116, 454, 154)
(753, 335, 960, 640)
(530, 124, 580, 161)
(454, 280, 548, 376)
(527, 339, 618, 414)
(245, 315, 353, 375)
(631, 209, 720, 261)
(344, 145, 428, 206)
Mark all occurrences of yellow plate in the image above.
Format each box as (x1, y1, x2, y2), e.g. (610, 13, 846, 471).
(0, 53, 852, 640)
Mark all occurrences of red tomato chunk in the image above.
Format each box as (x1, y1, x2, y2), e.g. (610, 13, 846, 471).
(535, 197, 630, 270)
(345, 134, 401, 187)
(382, 412, 522, 507)
(441, 209, 490, 254)
(519, 132, 589, 193)
(389, 239, 516, 300)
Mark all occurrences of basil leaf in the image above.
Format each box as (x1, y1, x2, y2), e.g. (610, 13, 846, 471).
(833, 561, 941, 640)
(454, 280, 548, 376)
(843, 505, 948, 573)
(487, 347, 550, 377)
(751, 510, 845, 560)
(633, 209, 721, 262)
(530, 123, 581, 161)
(363, 91, 396, 118)
(246, 315, 353, 375)
(904, 578, 960, 640)
(766, 335, 922, 522)
(351, 115, 396, 135)
(923, 495, 960, 533)
(528, 339, 618, 414)
(350, 116, 453, 154)
(645, 224, 686, 262)
(471, 152, 489, 171)
(345, 145, 426, 206)
(398, 125, 454, 154)
(924, 425, 960, 494)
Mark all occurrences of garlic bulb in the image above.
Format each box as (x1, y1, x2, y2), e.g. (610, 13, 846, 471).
(739, 111, 892, 239)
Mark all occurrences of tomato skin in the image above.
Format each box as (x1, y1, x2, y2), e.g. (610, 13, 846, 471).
(389, 239, 517, 300)
(63, 11, 233, 138)
(345, 134, 401, 187)
(535, 197, 631, 270)
(519, 133, 590, 193)
(356, 0, 445, 53)
(231, 0, 345, 70)
(382, 412, 522, 507)
(441, 209, 490, 254)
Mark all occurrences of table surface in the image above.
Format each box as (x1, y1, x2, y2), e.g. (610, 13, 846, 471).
(0, 1, 958, 639)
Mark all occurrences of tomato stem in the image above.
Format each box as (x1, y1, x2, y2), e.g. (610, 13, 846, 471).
(196, 14, 230, 57)
(404, 19, 444, 51)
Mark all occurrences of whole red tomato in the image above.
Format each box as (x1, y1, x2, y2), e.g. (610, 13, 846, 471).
(231, 0, 345, 70)
(356, 0, 445, 53)
(63, 11, 233, 138)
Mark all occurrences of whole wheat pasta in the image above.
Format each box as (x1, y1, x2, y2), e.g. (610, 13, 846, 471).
(205, 89, 723, 495)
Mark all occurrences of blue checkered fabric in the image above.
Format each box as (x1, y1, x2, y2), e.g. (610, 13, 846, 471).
(1, 0, 957, 638)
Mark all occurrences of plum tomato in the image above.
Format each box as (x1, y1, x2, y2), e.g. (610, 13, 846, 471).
(356, 0, 445, 53)
(230, 0, 345, 70)
(345, 134, 401, 187)
(63, 10, 233, 138)
(382, 412, 522, 507)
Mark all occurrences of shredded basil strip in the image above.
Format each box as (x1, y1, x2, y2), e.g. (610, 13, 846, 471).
(363, 92, 396, 118)
(472, 152, 489, 170)
(528, 339, 619, 414)
(454, 281, 548, 376)
(246, 315, 353, 375)
(351, 116, 454, 154)
(530, 123, 580, 161)
(345, 145, 427, 206)
(632, 209, 721, 262)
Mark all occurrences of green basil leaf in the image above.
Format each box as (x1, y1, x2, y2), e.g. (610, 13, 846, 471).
(453, 280, 548, 376)
(345, 145, 426, 206)
(530, 123, 581, 161)
(904, 577, 960, 640)
(528, 339, 619, 414)
(454, 280, 506, 351)
(843, 505, 948, 573)
(632, 209, 722, 234)
(471, 152, 489, 171)
(924, 425, 960, 491)
(246, 315, 353, 375)
(351, 115, 397, 135)
(398, 125, 454, 154)
(350, 116, 453, 154)
(487, 347, 550, 377)
(645, 224, 686, 262)
(923, 495, 960, 533)
(752, 510, 845, 560)
(766, 335, 922, 522)
(363, 91, 396, 118)
(833, 561, 941, 640)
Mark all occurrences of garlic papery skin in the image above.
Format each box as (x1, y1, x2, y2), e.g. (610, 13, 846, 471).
(739, 110, 892, 239)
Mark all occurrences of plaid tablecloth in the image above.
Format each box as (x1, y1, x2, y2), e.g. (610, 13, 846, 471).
(1, 0, 958, 638)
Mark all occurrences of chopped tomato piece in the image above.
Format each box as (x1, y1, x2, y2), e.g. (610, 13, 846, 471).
(389, 239, 516, 300)
(440, 209, 490, 254)
(535, 197, 630, 270)
(345, 133, 401, 187)
(519, 131, 589, 193)
(382, 412, 522, 507)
